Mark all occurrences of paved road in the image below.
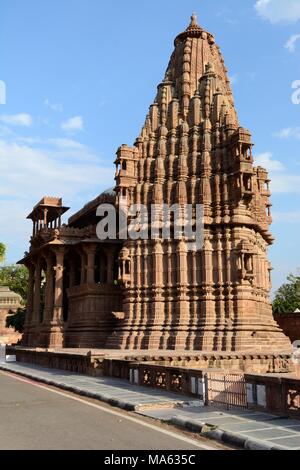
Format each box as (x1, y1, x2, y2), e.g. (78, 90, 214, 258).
(0, 371, 225, 450)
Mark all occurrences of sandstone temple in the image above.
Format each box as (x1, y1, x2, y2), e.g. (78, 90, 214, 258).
(19, 15, 291, 364)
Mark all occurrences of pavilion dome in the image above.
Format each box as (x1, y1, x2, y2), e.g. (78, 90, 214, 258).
(0, 286, 22, 307)
(100, 188, 115, 198)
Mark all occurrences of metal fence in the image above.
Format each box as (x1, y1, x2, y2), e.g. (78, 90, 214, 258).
(205, 372, 248, 410)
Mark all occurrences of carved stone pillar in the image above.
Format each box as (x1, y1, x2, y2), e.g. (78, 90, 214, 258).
(25, 263, 35, 325)
(85, 244, 97, 284)
(53, 248, 65, 324)
(43, 255, 54, 324)
(32, 261, 41, 325)
(22, 263, 35, 346)
(69, 258, 76, 288)
(175, 240, 189, 348)
(106, 249, 114, 285)
(151, 240, 164, 330)
(44, 247, 65, 348)
(80, 251, 86, 285)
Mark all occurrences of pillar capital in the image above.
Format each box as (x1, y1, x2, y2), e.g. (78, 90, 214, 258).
(34, 262, 42, 279)
(82, 243, 98, 255)
(52, 245, 65, 267)
(54, 265, 65, 273)
(31, 257, 40, 269)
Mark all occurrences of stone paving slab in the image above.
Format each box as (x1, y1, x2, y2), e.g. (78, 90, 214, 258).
(267, 436, 300, 449)
(141, 407, 300, 450)
(240, 428, 298, 439)
(1, 362, 300, 450)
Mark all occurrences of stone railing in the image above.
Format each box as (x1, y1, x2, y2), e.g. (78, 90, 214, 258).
(9, 347, 105, 377)
(132, 363, 205, 399)
(103, 358, 205, 399)
(245, 373, 300, 419)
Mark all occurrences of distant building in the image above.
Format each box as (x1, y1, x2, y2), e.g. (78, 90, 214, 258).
(0, 286, 22, 344)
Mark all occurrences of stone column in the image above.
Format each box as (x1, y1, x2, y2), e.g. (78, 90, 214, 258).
(106, 249, 114, 284)
(32, 261, 41, 325)
(22, 263, 35, 346)
(175, 240, 189, 348)
(53, 248, 65, 324)
(69, 258, 76, 288)
(199, 236, 216, 350)
(85, 245, 97, 284)
(43, 255, 54, 324)
(25, 263, 35, 324)
(80, 251, 86, 285)
(43, 208, 48, 228)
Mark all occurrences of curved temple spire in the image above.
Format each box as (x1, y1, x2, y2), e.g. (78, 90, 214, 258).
(108, 14, 291, 355)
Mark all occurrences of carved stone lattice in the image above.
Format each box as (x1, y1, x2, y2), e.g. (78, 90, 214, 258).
(288, 390, 300, 411)
(171, 373, 182, 392)
(142, 370, 152, 386)
(155, 372, 166, 389)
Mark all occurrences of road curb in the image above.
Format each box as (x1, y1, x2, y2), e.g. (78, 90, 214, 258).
(169, 416, 286, 451)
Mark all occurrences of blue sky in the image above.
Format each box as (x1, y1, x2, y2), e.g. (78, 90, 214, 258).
(0, 0, 300, 294)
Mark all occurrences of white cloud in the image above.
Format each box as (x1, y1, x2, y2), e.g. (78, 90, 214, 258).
(0, 113, 33, 127)
(254, 151, 284, 171)
(0, 124, 14, 137)
(255, 0, 300, 23)
(285, 34, 300, 52)
(61, 116, 84, 132)
(0, 137, 115, 262)
(13, 136, 86, 149)
(271, 174, 300, 193)
(274, 127, 300, 139)
(0, 139, 112, 199)
(48, 138, 85, 149)
(254, 151, 300, 194)
(44, 99, 63, 112)
(272, 211, 300, 223)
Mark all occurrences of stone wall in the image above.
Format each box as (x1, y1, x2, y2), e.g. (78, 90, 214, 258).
(274, 314, 300, 343)
(10, 348, 105, 376)
(245, 373, 300, 419)
(0, 307, 21, 345)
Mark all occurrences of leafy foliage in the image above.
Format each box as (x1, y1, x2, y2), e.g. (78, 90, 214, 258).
(0, 263, 28, 334)
(273, 273, 300, 314)
(0, 265, 29, 302)
(0, 243, 6, 263)
(6, 308, 26, 334)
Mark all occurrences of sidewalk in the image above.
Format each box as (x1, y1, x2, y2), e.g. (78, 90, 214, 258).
(1, 362, 300, 450)
(0, 362, 196, 411)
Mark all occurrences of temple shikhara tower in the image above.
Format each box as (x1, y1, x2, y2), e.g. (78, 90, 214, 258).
(19, 15, 291, 364)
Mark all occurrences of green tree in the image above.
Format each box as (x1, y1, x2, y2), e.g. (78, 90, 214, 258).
(273, 273, 300, 314)
(6, 308, 26, 334)
(0, 265, 29, 302)
(0, 243, 6, 263)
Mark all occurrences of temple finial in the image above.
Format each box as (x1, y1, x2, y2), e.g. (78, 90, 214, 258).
(190, 12, 198, 27)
